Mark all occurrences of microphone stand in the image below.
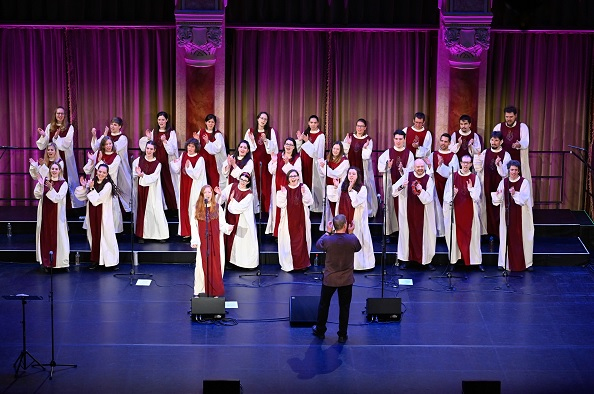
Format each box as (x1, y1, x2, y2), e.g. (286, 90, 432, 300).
(305, 159, 328, 278)
(240, 160, 278, 285)
(114, 154, 152, 284)
(43, 251, 77, 379)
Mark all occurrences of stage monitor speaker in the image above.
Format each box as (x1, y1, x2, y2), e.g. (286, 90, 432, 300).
(366, 298, 401, 322)
(289, 295, 319, 327)
(203, 379, 241, 394)
(191, 296, 225, 320)
(462, 380, 501, 394)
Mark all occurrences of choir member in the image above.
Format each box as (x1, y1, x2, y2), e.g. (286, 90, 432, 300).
(222, 140, 258, 212)
(266, 137, 302, 237)
(35, 106, 84, 208)
(90, 117, 133, 212)
(83, 136, 123, 233)
(378, 130, 414, 235)
(449, 115, 482, 162)
(473, 130, 511, 235)
(317, 141, 349, 230)
(493, 106, 532, 188)
(34, 162, 70, 270)
(171, 138, 206, 241)
(132, 141, 169, 243)
(327, 167, 375, 270)
(191, 185, 233, 297)
(342, 118, 378, 217)
(75, 164, 120, 270)
(29, 142, 63, 180)
(426, 133, 459, 237)
(216, 172, 259, 269)
(393, 159, 437, 270)
(492, 160, 534, 272)
(244, 111, 278, 213)
(443, 155, 484, 271)
(296, 115, 325, 212)
(276, 169, 314, 272)
(403, 112, 432, 158)
(139, 111, 179, 210)
(194, 114, 227, 191)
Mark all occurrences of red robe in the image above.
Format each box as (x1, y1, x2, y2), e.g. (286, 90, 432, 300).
(224, 183, 252, 263)
(406, 172, 430, 263)
(406, 129, 428, 158)
(40, 180, 65, 267)
(338, 188, 356, 226)
(326, 157, 346, 214)
(249, 128, 274, 212)
(88, 182, 106, 263)
(198, 212, 224, 296)
(500, 122, 521, 162)
(433, 151, 455, 205)
(286, 185, 310, 270)
(347, 134, 371, 182)
(135, 157, 160, 238)
(453, 173, 477, 265)
(300, 131, 324, 190)
(154, 130, 177, 210)
(197, 128, 223, 188)
(389, 147, 412, 222)
(273, 152, 300, 237)
(484, 149, 507, 235)
(504, 177, 527, 271)
(179, 153, 201, 237)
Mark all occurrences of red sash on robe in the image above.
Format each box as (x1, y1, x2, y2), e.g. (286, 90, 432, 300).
(197, 128, 222, 188)
(300, 131, 324, 190)
(504, 177, 527, 271)
(326, 157, 346, 214)
(154, 131, 177, 210)
(224, 183, 251, 263)
(199, 214, 224, 296)
(405, 128, 428, 158)
(389, 148, 412, 222)
(347, 134, 371, 182)
(500, 122, 521, 162)
(88, 183, 104, 263)
(484, 149, 506, 235)
(53, 128, 72, 209)
(406, 172, 429, 263)
(433, 151, 455, 205)
(101, 151, 117, 166)
(286, 185, 310, 270)
(109, 133, 124, 143)
(338, 189, 356, 226)
(249, 128, 274, 213)
(273, 152, 300, 237)
(453, 173, 476, 265)
(179, 153, 201, 237)
(40, 180, 65, 267)
(135, 157, 160, 238)
(454, 132, 474, 161)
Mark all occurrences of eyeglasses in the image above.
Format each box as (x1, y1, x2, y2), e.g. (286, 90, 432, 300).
(356, 124, 366, 128)
(56, 112, 65, 115)
(239, 178, 249, 182)
(461, 161, 472, 164)
(258, 116, 268, 120)
(288, 175, 299, 178)
(284, 143, 294, 147)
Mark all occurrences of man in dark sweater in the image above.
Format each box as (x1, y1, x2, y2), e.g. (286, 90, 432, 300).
(312, 214, 362, 344)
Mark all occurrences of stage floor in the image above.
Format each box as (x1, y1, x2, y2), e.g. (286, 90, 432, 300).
(1, 262, 594, 393)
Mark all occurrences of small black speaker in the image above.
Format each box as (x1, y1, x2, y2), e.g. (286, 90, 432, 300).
(366, 298, 401, 322)
(203, 379, 241, 394)
(289, 295, 319, 327)
(462, 380, 501, 394)
(191, 296, 225, 320)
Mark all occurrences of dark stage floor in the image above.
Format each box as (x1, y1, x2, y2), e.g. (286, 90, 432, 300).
(1, 262, 594, 394)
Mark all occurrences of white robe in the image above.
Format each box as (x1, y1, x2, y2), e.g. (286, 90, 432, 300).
(276, 184, 313, 272)
(82, 152, 123, 233)
(75, 183, 119, 267)
(378, 147, 414, 234)
(443, 171, 482, 265)
(29, 160, 64, 180)
(265, 156, 302, 234)
(36, 124, 84, 208)
(316, 158, 349, 231)
(393, 171, 436, 265)
(190, 205, 233, 296)
(492, 177, 534, 270)
(429, 151, 460, 237)
(403, 126, 432, 158)
(449, 130, 482, 157)
(245, 128, 279, 212)
(202, 131, 228, 191)
(221, 158, 259, 213)
(91, 132, 133, 212)
(297, 130, 326, 212)
(342, 134, 379, 217)
(171, 153, 206, 236)
(493, 122, 532, 187)
(327, 185, 375, 270)
(139, 130, 180, 209)
(132, 157, 169, 240)
(218, 184, 259, 269)
(34, 181, 70, 268)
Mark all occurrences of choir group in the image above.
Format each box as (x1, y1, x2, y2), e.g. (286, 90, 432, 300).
(31, 106, 534, 296)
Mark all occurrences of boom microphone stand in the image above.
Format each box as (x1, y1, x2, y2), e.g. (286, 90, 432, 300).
(43, 251, 77, 379)
(240, 160, 278, 285)
(305, 160, 328, 278)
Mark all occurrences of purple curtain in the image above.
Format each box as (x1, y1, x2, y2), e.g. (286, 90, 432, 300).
(0, 27, 175, 206)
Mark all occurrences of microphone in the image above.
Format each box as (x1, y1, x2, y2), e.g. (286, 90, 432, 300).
(568, 145, 586, 151)
(49, 251, 54, 265)
(377, 193, 382, 203)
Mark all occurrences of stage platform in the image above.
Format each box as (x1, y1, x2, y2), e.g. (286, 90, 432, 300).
(0, 207, 591, 267)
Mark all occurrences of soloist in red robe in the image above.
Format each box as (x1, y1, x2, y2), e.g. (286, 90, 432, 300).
(198, 211, 224, 296)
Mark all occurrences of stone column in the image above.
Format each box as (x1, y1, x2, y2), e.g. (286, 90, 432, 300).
(175, 3, 225, 141)
(435, 1, 492, 145)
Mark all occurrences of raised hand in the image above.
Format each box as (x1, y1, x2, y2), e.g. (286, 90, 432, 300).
(87, 180, 94, 189)
(91, 127, 97, 138)
(79, 176, 87, 187)
(228, 155, 236, 168)
(318, 158, 325, 168)
(363, 140, 370, 149)
(87, 151, 95, 160)
(466, 179, 473, 189)
(248, 130, 255, 141)
(38, 158, 44, 165)
(97, 151, 103, 163)
(201, 133, 209, 144)
(326, 220, 333, 233)
(214, 186, 221, 195)
(495, 156, 502, 166)
(229, 190, 235, 201)
(333, 178, 340, 188)
(280, 185, 286, 193)
(387, 159, 394, 170)
(509, 187, 516, 196)
(145, 129, 152, 139)
(345, 134, 352, 145)
(29, 158, 36, 165)
(296, 130, 303, 140)
(301, 185, 306, 195)
(103, 126, 109, 136)
(37, 174, 45, 185)
(160, 134, 167, 142)
(135, 166, 142, 176)
(437, 155, 444, 167)
(193, 131, 200, 140)
(37, 127, 46, 137)
(347, 221, 355, 234)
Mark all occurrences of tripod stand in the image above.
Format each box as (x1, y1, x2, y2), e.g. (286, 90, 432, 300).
(3, 294, 45, 377)
(43, 251, 77, 379)
(239, 161, 277, 286)
(114, 154, 152, 284)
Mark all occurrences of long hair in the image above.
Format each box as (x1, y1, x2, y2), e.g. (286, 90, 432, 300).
(93, 163, 121, 197)
(326, 141, 345, 163)
(144, 140, 157, 157)
(204, 114, 217, 131)
(195, 185, 219, 221)
(42, 142, 61, 167)
(99, 136, 114, 155)
(341, 166, 363, 193)
(155, 111, 173, 133)
(283, 137, 298, 161)
(48, 162, 65, 181)
(49, 106, 69, 134)
(256, 111, 271, 140)
(232, 140, 252, 168)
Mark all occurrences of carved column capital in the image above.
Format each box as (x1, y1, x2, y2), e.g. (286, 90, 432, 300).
(175, 12, 224, 67)
(440, 11, 493, 69)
